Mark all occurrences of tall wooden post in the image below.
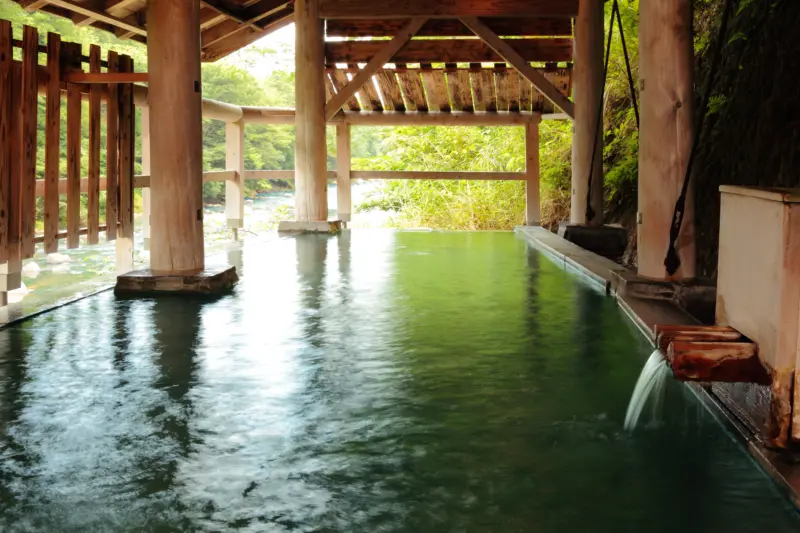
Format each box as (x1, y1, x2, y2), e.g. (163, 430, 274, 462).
(525, 119, 541, 226)
(141, 107, 151, 250)
(146, 0, 204, 273)
(295, 0, 328, 222)
(336, 123, 351, 223)
(638, 0, 696, 279)
(226, 120, 245, 237)
(571, 0, 604, 226)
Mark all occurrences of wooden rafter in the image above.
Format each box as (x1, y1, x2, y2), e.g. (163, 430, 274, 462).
(44, 0, 146, 36)
(201, 10, 294, 62)
(201, 0, 291, 48)
(325, 17, 427, 121)
(326, 18, 573, 38)
(460, 17, 574, 118)
(319, 0, 579, 19)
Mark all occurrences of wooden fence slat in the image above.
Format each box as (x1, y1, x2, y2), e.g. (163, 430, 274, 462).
(44, 32, 61, 254)
(87, 44, 101, 245)
(494, 64, 509, 112)
(0, 20, 11, 262)
(105, 51, 118, 241)
(19, 25, 38, 259)
(329, 69, 360, 111)
(375, 70, 404, 112)
(66, 43, 82, 249)
(117, 55, 134, 256)
(395, 64, 427, 112)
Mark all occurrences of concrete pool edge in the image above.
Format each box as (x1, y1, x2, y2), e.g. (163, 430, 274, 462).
(514, 225, 800, 509)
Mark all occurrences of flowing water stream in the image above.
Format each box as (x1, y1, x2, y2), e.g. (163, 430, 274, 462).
(624, 349, 671, 430)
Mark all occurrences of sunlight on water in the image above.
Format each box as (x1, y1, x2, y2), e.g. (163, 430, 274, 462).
(624, 349, 671, 430)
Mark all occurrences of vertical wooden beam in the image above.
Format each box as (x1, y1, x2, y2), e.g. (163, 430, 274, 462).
(66, 44, 82, 250)
(140, 106, 150, 249)
(526, 119, 541, 226)
(105, 51, 119, 241)
(0, 20, 12, 263)
(147, 0, 204, 272)
(116, 54, 134, 273)
(336, 122, 351, 223)
(638, 0, 695, 279)
(571, 0, 604, 227)
(87, 44, 101, 245)
(44, 32, 61, 254)
(295, 0, 328, 221)
(20, 26, 38, 259)
(225, 119, 245, 234)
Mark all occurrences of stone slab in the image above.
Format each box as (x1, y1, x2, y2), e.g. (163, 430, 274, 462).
(114, 265, 239, 297)
(557, 223, 628, 259)
(278, 220, 343, 234)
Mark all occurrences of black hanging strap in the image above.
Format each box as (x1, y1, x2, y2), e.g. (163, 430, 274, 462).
(615, 2, 639, 129)
(664, 0, 734, 275)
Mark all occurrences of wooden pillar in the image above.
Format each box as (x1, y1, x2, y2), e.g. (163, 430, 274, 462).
(294, 0, 328, 222)
(141, 107, 151, 250)
(336, 122, 351, 223)
(225, 120, 245, 237)
(638, 0, 696, 279)
(571, 0, 604, 226)
(525, 119, 541, 226)
(146, 0, 204, 273)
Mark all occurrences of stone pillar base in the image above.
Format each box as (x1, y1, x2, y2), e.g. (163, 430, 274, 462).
(115, 265, 238, 297)
(278, 220, 343, 234)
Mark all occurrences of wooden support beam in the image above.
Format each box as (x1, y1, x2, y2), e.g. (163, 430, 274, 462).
(21, 0, 50, 12)
(653, 325, 742, 353)
(46, 0, 147, 36)
(325, 37, 572, 65)
(75, 0, 141, 27)
(0, 20, 10, 263)
(325, 17, 427, 121)
(225, 120, 245, 231)
(336, 123, 351, 222)
(342, 110, 542, 126)
(460, 17, 574, 118)
(66, 57, 82, 250)
(44, 32, 61, 254)
(667, 340, 771, 386)
(200, 0, 290, 47)
(63, 72, 148, 83)
(139, 107, 149, 248)
(19, 26, 38, 259)
(525, 119, 541, 225)
(326, 18, 573, 37)
(87, 44, 101, 245)
(201, 12, 294, 62)
(116, 54, 135, 273)
(105, 51, 119, 241)
(319, 0, 579, 19)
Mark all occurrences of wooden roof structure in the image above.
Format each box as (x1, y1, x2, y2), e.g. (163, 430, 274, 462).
(15, 1, 577, 116)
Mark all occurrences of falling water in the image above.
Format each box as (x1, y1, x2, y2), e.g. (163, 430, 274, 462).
(624, 349, 671, 430)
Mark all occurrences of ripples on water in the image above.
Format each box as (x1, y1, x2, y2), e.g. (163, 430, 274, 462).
(0, 232, 798, 532)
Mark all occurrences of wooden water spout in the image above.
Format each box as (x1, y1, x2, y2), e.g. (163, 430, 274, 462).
(653, 325, 771, 385)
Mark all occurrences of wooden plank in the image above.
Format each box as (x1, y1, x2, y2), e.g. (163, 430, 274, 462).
(66, 46, 82, 249)
(105, 51, 119, 241)
(325, 17, 426, 120)
(419, 64, 449, 113)
(329, 69, 360, 111)
(655, 325, 743, 353)
(62, 71, 148, 83)
(8, 61, 21, 253)
(336, 123, 351, 222)
(19, 26, 38, 259)
(395, 64, 426, 112)
(519, 73, 532, 112)
(461, 17, 574, 117)
(86, 44, 102, 245)
(667, 340, 770, 385)
(201, 12, 294, 62)
(343, 110, 541, 126)
(507, 67, 520, 112)
(445, 64, 471, 112)
(351, 171, 526, 180)
(375, 70, 404, 112)
(469, 64, 488, 113)
(0, 20, 11, 262)
(117, 54, 134, 267)
(326, 18, 573, 37)
(44, 32, 61, 254)
(480, 68, 496, 112)
(324, 72, 334, 102)
(494, 64, 509, 112)
(326, 38, 573, 65)
(346, 63, 370, 111)
(319, 0, 579, 19)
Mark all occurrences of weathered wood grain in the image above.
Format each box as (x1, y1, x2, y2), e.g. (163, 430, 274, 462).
(19, 25, 38, 259)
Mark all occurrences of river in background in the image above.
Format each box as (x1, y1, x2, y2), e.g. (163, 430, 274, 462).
(7, 182, 386, 317)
